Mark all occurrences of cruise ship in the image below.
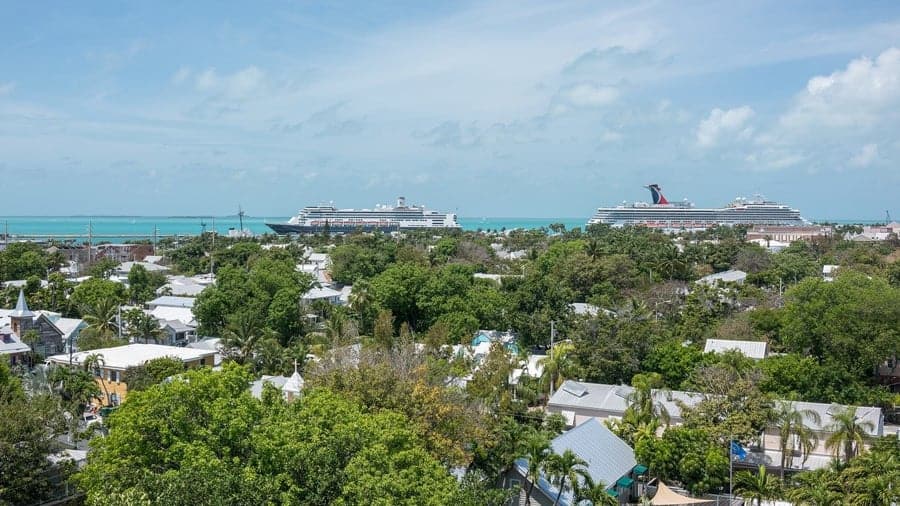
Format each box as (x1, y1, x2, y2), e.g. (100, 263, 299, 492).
(266, 197, 460, 234)
(588, 184, 806, 230)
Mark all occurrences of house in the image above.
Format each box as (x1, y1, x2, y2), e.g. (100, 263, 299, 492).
(703, 339, 768, 359)
(186, 338, 224, 367)
(696, 269, 747, 286)
(510, 354, 546, 386)
(568, 303, 617, 318)
(146, 296, 198, 328)
(846, 224, 899, 242)
(505, 417, 646, 505)
(0, 290, 85, 357)
(158, 274, 214, 297)
(0, 326, 31, 365)
(96, 244, 154, 263)
(147, 296, 195, 310)
(159, 320, 198, 346)
(148, 306, 197, 327)
(115, 261, 169, 275)
(822, 265, 839, 282)
(547, 380, 884, 472)
(301, 286, 343, 305)
(471, 329, 519, 356)
(47, 344, 217, 406)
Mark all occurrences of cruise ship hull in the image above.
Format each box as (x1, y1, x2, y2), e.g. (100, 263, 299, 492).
(588, 207, 806, 229)
(267, 223, 419, 234)
(268, 196, 460, 235)
(588, 184, 806, 230)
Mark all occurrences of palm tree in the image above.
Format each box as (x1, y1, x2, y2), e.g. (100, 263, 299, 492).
(824, 406, 875, 464)
(222, 311, 267, 365)
(788, 469, 843, 506)
(520, 432, 551, 505)
(574, 474, 618, 506)
(585, 238, 602, 260)
(21, 329, 41, 366)
(772, 401, 821, 476)
(80, 298, 121, 339)
(538, 342, 576, 396)
(734, 465, 781, 506)
(82, 352, 109, 405)
(544, 449, 589, 506)
(626, 373, 670, 427)
(49, 366, 101, 413)
(126, 310, 166, 344)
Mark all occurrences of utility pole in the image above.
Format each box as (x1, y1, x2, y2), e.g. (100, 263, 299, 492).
(153, 225, 158, 255)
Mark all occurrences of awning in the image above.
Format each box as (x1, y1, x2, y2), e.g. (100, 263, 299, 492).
(633, 464, 649, 475)
(617, 476, 634, 488)
(650, 482, 715, 505)
(607, 489, 619, 498)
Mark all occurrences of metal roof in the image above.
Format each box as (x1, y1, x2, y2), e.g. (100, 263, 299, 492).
(697, 269, 747, 285)
(549, 380, 884, 437)
(148, 296, 196, 308)
(551, 418, 637, 490)
(47, 343, 215, 370)
(703, 339, 768, 359)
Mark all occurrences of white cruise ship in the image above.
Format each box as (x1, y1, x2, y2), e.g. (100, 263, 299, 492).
(267, 197, 460, 234)
(588, 184, 807, 230)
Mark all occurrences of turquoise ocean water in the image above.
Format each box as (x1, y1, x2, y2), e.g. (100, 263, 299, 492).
(0, 216, 879, 242)
(0, 216, 587, 242)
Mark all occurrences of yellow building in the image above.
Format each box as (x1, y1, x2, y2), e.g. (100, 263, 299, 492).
(48, 344, 217, 406)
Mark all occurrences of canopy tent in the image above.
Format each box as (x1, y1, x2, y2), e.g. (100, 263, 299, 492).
(650, 482, 715, 505)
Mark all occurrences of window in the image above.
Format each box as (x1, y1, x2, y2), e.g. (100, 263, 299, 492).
(109, 393, 119, 406)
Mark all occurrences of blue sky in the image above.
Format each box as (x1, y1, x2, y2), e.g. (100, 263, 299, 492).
(1, 1, 898, 219)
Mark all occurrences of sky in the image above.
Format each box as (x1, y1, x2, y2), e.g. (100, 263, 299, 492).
(0, 1, 899, 220)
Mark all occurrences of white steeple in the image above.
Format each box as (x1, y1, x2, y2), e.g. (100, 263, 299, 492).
(283, 360, 305, 395)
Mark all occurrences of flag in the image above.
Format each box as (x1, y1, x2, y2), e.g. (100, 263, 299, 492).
(730, 441, 747, 460)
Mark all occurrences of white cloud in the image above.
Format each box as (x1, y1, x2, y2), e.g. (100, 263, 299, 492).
(561, 82, 620, 108)
(849, 143, 878, 168)
(171, 66, 192, 85)
(0, 82, 15, 96)
(193, 66, 265, 98)
(696, 106, 754, 147)
(599, 129, 623, 143)
(779, 47, 900, 131)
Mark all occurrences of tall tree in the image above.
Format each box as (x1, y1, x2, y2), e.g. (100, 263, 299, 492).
(544, 449, 589, 506)
(519, 431, 551, 505)
(221, 310, 268, 365)
(824, 406, 874, 464)
(574, 474, 618, 506)
(772, 401, 820, 476)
